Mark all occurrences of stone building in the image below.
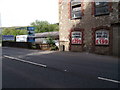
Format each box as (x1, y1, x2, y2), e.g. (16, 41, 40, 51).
(59, 0, 120, 56)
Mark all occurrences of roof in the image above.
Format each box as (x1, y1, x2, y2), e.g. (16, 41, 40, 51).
(35, 31, 59, 38)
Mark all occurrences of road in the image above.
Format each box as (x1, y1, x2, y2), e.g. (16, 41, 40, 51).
(2, 47, 120, 88)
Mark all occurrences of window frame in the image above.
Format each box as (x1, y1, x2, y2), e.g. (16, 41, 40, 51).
(70, 0, 82, 19)
(71, 31, 82, 45)
(94, 2, 110, 16)
(95, 30, 109, 45)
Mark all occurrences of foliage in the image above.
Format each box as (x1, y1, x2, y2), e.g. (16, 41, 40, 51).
(46, 36, 58, 50)
(46, 36, 55, 46)
(31, 43, 37, 49)
(30, 20, 59, 33)
(2, 27, 27, 36)
(2, 20, 59, 36)
(48, 24, 59, 32)
(50, 45, 58, 51)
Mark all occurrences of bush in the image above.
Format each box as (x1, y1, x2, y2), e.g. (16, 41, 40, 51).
(50, 45, 58, 51)
(46, 37, 55, 46)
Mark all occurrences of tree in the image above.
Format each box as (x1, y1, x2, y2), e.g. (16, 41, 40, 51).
(48, 24, 59, 32)
(30, 20, 59, 33)
(46, 36, 55, 46)
(2, 27, 27, 36)
(30, 20, 49, 33)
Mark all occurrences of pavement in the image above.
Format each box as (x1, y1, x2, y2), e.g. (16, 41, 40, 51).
(2, 47, 120, 88)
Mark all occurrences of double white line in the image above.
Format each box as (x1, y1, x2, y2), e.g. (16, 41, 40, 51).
(3, 55, 47, 68)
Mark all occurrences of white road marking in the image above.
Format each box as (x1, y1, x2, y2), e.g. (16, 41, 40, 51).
(98, 77, 120, 84)
(26, 51, 56, 56)
(3, 55, 47, 68)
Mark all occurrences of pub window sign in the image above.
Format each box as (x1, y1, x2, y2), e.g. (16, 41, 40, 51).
(95, 30, 109, 45)
(71, 31, 82, 44)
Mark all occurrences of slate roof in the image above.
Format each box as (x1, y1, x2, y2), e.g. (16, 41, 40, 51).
(35, 31, 59, 38)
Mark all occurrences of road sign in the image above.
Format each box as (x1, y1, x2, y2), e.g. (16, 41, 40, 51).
(27, 27, 35, 42)
(27, 27, 35, 31)
(16, 35, 28, 42)
(27, 30, 35, 36)
(27, 36, 35, 42)
(27, 27, 35, 37)
(2, 35, 15, 41)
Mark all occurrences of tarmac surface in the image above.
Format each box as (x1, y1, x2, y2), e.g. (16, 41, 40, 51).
(2, 47, 120, 88)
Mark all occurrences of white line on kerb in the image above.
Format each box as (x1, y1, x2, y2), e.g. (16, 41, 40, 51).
(3, 55, 47, 68)
(98, 77, 120, 84)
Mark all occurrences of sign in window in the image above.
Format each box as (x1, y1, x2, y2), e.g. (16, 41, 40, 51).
(71, 31, 82, 44)
(95, 30, 109, 45)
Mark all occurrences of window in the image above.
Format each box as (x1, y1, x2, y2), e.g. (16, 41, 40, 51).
(95, 2, 110, 16)
(95, 30, 109, 45)
(71, 0, 82, 19)
(71, 31, 82, 44)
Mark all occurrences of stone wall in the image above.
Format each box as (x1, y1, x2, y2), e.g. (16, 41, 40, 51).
(59, 1, 119, 55)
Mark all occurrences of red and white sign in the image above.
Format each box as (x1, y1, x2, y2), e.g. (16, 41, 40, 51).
(96, 38, 109, 45)
(95, 30, 109, 45)
(71, 32, 82, 44)
(72, 38, 82, 44)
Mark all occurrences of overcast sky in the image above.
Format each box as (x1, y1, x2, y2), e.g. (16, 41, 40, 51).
(0, 0, 59, 27)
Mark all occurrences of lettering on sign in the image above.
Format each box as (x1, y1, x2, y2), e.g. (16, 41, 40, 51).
(95, 30, 109, 45)
(2, 35, 14, 41)
(71, 32, 82, 44)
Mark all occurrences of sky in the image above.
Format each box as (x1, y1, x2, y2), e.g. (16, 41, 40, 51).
(0, 0, 59, 27)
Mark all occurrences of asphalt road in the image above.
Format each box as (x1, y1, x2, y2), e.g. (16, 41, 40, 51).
(2, 47, 120, 88)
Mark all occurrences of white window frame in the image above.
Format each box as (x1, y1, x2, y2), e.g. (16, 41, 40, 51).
(95, 30, 109, 45)
(71, 31, 82, 44)
(71, 0, 82, 19)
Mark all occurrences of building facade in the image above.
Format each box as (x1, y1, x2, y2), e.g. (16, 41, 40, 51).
(59, 0, 120, 56)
